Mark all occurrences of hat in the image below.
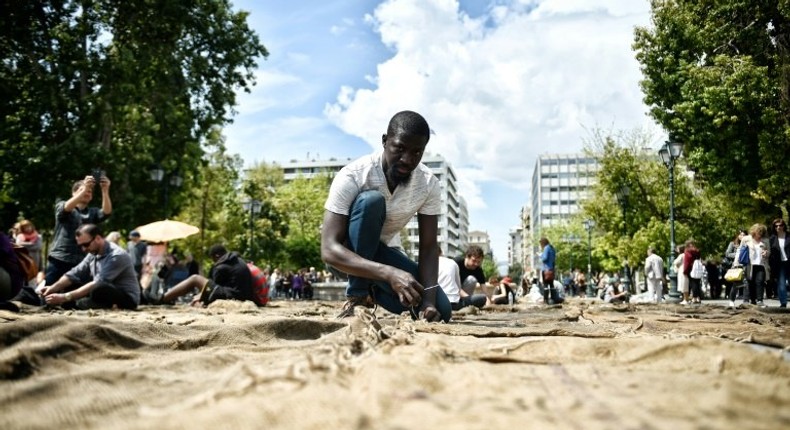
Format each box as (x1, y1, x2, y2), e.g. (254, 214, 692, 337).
(129, 230, 141, 238)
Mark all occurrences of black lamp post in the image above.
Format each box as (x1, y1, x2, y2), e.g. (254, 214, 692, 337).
(659, 139, 684, 303)
(583, 219, 595, 297)
(615, 184, 632, 293)
(149, 165, 183, 219)
(242, 199, 262, 262)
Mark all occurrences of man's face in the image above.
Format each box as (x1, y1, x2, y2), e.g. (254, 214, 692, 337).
(464, 255, 483, 270)
(76, 233, 99, 255)
(381, 133, 428, 187)
(74, 183, 93, 205)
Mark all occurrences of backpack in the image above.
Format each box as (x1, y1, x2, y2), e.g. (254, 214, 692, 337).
(737, 245, 750, 266)
(247, 263, 269, 306)
(690, 259, 704, 279)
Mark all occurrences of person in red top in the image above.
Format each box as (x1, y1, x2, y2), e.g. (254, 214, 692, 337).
(683, 239, 702, 304)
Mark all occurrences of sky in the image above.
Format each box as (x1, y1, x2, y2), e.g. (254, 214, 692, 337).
(224, 0, 661, 265)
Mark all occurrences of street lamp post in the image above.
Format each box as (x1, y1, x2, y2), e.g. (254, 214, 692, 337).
(615, 185, 633, 294)
(242, 199, 262, 262)
(659, 140, 684, 303)
(149, 166, 183, 219)
(583, 219, 595, 297)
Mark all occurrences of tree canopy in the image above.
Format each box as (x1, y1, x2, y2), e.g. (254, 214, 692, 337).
(634, 0, 790, 214)
(0, 0, 268, 234)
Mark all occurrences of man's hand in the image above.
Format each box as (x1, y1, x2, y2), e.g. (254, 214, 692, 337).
(99, 175, 111, 192)
(44, 293, 67, 306)
(419, 305, 441, 322)
(80, 176, 96, 195)
(388, 268, 423, 307)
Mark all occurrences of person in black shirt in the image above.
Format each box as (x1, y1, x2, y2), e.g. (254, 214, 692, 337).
(149, 244, 252, 306)
(454, 245, 486, 297)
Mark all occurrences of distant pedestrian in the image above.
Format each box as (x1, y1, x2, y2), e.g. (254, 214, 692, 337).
(644, 246, 664, 303)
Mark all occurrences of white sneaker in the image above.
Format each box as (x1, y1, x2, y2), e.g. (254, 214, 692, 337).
(728, 301, 736, 309)
(680, 300, 688, 305)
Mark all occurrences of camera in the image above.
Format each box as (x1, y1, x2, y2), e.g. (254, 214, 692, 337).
(91, 168, 104, 185)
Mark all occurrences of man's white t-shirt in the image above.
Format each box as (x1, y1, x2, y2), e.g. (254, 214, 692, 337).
(437, 255, 462, 303)
(324, 150, 442, 247)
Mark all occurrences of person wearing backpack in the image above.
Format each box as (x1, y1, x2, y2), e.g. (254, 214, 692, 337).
(683, 240, 703, 304)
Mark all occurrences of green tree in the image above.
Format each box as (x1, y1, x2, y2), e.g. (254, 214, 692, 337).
(240, 162, 288, 267)
(633, 0, 790, 215)
(0, 0, 268, 233)
(275, 174, 331, 270)
(481, 258, 498, 280)
(174, 136, 242, 267)
(580, 128, 750, 273)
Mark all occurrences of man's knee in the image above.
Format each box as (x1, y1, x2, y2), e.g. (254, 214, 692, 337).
(355, 190, 385, 206)
(351, 190, 386, 215)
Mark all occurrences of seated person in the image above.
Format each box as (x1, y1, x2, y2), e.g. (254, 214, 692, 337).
(489, 276, 511, 305)
(42, 224, 140, 310)
(438, 251, 489, 310)
(149, 244, 253, 307)
(603, 278, 629, 304)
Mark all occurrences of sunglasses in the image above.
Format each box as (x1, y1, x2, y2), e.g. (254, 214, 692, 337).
(77, 236, 96, 249)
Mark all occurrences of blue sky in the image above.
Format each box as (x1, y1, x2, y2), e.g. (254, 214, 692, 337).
(224, 0, 659, 264)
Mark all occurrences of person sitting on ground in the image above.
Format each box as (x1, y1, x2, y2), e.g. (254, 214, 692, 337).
(149, 244, 253, 307)
(489, 276, 513, 305)
(454, 245, 487, 298)
(320, 110, 451, 322)
(15, 219, 43, 281)
(602, 277, 629, 304)
(41, 224, 139, 310)
(438, 249, 489, 310)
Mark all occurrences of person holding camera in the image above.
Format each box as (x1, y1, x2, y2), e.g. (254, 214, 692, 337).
(13, 173, 113, 305)
(48, 171, 112, 277)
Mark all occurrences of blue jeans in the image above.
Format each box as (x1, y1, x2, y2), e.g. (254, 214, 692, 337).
(346, 190, 451, 322)
(776, 261, 789, 306)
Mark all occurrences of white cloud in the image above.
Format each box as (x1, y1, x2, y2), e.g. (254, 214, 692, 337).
(236, 69, 305, 115)
(325, 0, 653, 212)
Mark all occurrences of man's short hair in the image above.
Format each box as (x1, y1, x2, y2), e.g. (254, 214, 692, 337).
(465, 245, 484, 259)
(387, 111, 431, 141)
(77, 223, 102, 238)
(208, 244, 227, 259)
(72, 180, 85, 193)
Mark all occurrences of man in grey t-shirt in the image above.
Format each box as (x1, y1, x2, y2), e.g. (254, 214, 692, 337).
(321, 110, 451, 322)
(47, 174, 113, 284)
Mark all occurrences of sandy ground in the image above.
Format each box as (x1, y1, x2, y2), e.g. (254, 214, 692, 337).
(1, 298, 788, 430)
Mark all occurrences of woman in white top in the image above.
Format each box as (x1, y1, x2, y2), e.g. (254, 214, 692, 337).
(744, 223, 770, 306)
(673, 245, 688, 304)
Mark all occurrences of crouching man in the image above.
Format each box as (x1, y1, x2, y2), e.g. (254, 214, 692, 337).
(42, 224, 139, 310)
(320, 110, 451, 322)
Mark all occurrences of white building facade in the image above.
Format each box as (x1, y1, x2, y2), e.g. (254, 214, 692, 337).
(528, 153, 599, 268)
